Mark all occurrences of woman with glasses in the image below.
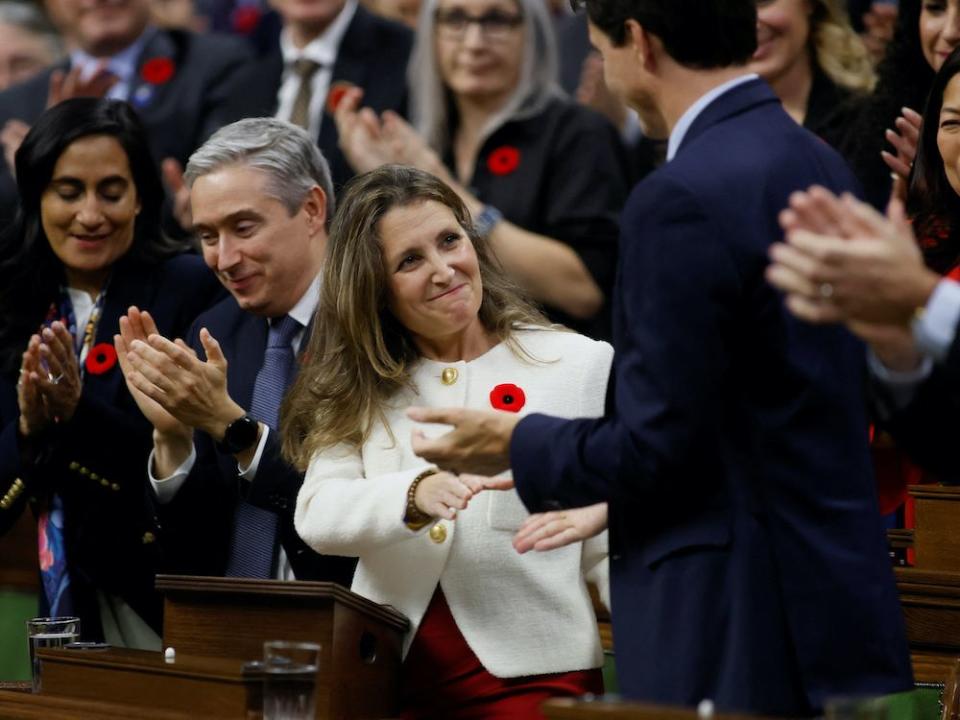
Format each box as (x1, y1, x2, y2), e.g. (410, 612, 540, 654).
(334, 0, 629, 340)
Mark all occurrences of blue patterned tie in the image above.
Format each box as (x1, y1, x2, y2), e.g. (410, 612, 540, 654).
(225, 315, 301, 578)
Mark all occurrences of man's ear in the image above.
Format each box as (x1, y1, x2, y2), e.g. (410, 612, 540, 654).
(625, 19, 657, 73)
(302, 185, 328, 234)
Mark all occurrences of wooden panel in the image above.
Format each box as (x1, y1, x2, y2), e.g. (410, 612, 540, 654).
(0, 512, 38, 592)
(38, 648, 260, 719)
(0, 689, 192, 720)
(911, 485, 960, 572)
(157, 575, 408, 720)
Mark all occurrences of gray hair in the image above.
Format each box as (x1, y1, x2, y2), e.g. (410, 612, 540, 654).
(408, 0, 564, 151)
(184, 117, 335, 221)
(0, 2, 63, 59)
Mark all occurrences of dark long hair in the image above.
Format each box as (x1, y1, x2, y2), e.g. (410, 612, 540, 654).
(843, 0, 935, 208)
(0, 98, 186, 373)
(909, 46, 960, 274)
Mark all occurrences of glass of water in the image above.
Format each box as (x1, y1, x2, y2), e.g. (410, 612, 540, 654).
(263, 640, 320, 720)
(824, 696, 889, 720)
(26, 616, 80, 692)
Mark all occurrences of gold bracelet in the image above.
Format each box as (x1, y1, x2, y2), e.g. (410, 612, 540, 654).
(404, 468, 437, 531)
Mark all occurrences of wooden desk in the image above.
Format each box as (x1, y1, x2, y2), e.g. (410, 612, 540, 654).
(542, 697, 780, 720)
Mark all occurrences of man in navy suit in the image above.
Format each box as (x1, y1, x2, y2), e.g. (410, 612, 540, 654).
(409, 0, 913, 715)
(0, 0, 254, 224)
(116, 117, 354, 585)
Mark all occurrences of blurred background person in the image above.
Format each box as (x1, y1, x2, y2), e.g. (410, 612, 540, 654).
(286, 165, 610, 719)
(0, 98, 219, 645)
(237, 0, 412, 188)
(336, 0, 629, 339)
(844, 0, 939, 208)
(749, 0, 876, 154)
(0, 1, 63, 91)
(771, 46, 960, 520)
(0, 0, 255, 228)
(362, 0, 419, 28)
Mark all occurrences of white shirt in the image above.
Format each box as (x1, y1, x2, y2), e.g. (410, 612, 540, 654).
(667, 73, 758, 161)
(148, 275, 321, 581)
(274, 0, 357, 138)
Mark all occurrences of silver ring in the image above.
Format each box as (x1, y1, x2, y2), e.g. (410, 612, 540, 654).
(818, 282, 834, 300)
(47, 372, 63, 385)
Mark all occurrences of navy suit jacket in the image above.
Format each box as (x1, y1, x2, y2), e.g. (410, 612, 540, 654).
(511, 80, 913, 716)
(157, 295, 356, 585)
(0, 254, 220, 640)
(238, 5, 412, 190)
(0, 28, 254, 224)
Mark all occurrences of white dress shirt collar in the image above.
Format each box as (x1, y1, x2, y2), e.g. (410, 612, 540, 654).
(287, 274, 322, 330)
(279, 0, 357, 68)
(666, 73, 758, 161)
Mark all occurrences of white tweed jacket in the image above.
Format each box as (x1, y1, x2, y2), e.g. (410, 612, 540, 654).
(294, 327, 614, 678)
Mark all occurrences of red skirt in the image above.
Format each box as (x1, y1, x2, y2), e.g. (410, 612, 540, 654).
(400, 588, 603, 719)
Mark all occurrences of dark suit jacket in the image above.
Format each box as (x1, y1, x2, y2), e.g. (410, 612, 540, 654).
(0, 254, 220, 640)
(510, 80, 913, 716)
(156, 295, 356, 585)
(238, 5, 412, 190)
(0, 28, 254, 224)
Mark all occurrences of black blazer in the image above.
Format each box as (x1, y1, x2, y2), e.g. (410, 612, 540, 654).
(0, 254, 221, 640)
(0, 28, 255, 224)
(156, 295, 356, 586)
(510, 80, 913, 716)
(239, 5, 412, 190)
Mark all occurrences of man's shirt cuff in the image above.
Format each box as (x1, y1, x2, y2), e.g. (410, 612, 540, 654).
(148, 445, 196, 504)
(913, 278, 960, 362)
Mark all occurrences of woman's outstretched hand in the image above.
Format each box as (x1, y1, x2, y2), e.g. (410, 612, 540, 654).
(513, 503, 608, 554)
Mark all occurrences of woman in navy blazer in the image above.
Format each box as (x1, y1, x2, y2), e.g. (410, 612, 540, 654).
(0, 99, 220, 646)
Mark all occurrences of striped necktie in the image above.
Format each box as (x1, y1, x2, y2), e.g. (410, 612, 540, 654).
(225, 315, 301, 578)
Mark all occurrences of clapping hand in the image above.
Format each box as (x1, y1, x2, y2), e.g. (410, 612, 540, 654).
(36, 322, 82, 422)
(334, 87, 394, 174)
(123, 327, 244, 440)
(47, 64, 118, 108)
(881, 107, 922, 204)
(115, 306, 192, 439)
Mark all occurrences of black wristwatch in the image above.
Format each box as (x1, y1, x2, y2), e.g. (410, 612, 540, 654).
(216, 414, 260, 454)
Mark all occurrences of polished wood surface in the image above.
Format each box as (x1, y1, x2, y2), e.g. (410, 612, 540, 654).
(542, 697, 780, 720)
(0, 511, 38, 591)
(0, 688, 192, 719)
(912, 485, 960, 572)
(38, 647, 261, 719)
(157, 575, 407, 719)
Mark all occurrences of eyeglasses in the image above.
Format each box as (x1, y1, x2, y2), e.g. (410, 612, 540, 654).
(434, 8, 524, 42)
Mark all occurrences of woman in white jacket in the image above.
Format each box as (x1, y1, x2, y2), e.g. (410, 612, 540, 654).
(283, 165, 612, 719)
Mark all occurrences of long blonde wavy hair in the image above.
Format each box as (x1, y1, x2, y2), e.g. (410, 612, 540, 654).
(281, 165, 548, 470)
(811, 0, 876, 92)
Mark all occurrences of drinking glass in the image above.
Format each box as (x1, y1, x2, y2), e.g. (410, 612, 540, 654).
(262, 640, 320, 720)
(26, 616, 80, 692)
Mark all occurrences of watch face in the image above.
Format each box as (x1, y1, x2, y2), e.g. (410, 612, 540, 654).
(224, 415, 258, 452)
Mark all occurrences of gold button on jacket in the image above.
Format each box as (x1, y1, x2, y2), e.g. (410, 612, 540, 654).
(440, 368, 458, 385)
(429, 523, 447, 544)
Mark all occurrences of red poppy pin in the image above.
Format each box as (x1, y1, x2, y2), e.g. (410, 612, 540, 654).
(141, 57, 175, 85)
(85, 343, 117, 375)
(490, 383, 525, 413)
(231, 5, 262, 34)
(486, 146, 520, 176)
(326, 81, 356, 115)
